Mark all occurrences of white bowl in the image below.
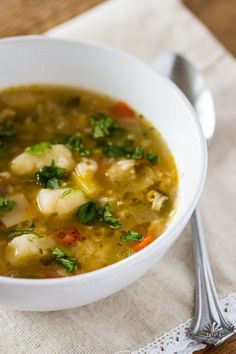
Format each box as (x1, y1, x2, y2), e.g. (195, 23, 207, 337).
(0, 36, 207, 311)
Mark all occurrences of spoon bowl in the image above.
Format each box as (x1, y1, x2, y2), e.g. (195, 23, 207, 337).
(152, 52, 215, 145)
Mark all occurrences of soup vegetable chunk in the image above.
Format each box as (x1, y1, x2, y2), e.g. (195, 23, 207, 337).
(0, 85, 178, 278)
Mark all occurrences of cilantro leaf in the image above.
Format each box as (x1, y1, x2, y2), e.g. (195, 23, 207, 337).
(103, 140, 157, 164)
(59, 133, 91, 156)
(76, 201, 99, 224)
(91, 114, 122, 139)
(77, 201, 123, 228)
(102, 142, 125, 157)
(3, 229, 34, 238)
(0, 197, 17, 213)
(57, 257, 77, 272)
(60, 189, 73, 199)
(2, 229, 43, 238)
(146, 152, 158, 165)
(25, 142, 52, 155)
(46, 177, 60, 189)
(127, 146, 144, 159)
(52, 247, 78, 272)
(103, 140, 144, 160)
(102, 203, 123, 228)
(52, 247, 65, 258)
(35, 160, 67, 189)
(120, 230, 144, 242)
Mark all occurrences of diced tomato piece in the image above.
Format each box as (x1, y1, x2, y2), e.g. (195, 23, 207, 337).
(133, 234, 155, 252)
(44, 272, 63, 279)
(111, 101, 135, 119)
(56, 226, 81, 246)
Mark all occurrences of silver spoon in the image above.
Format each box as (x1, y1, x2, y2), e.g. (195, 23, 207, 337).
(152, 53, 235, 346)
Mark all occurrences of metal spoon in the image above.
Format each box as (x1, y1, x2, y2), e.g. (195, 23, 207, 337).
(152, 53, 235, 346)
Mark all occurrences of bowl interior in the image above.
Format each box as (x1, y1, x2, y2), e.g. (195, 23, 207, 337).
(0, 35, 207, 250)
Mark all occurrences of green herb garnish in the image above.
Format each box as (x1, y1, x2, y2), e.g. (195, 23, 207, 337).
(52, 247, 65, 258)
(0, 197, 16, 213)
(2, 229, 43, 238)
(103, 140, 157, 164)
(120, 230, 144, 242)
(52, 247, 78, 272)
(103, 140, 144, 160)
(35, 160, 67, 189)
(102, 142, 125, 157)
(76, 201, 122, 228)
(59, 133, 91, 156)
(127, 146, 144, 159)
(146, 152, 158, 165)
(46, 177, 60, 189)
(91, 114, 122, 139)
(60, 189, 73, 199)
(25, 142, 52, 155)
(76, 201, 99, 224)
(103, 202, 123, 228)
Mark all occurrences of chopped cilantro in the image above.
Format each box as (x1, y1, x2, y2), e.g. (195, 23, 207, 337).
(76, 201, 122, 228)
(103, 140, 144, 160)
(59, 133, 91, 156)
(57, 257, 77, 272)
(102, 203, 123, 228)
(52, 247, 78, 272)
(146, 152, 158, 165)
(102, 142, 125, 157)
(91, 114, 122, 139)
(25, 142, 52, 155)
(120, 230, 144, 242)
(35, 160, 67, 189)
(103, 140, 157, 164)
(46, 177, 60, 189)
(52, 247, 65, 258)
(76, 201, 99, 224)
(2, 229, 43, 238)
(0, 197, 16, 213)
(127, 146, 144, 159)
(1, 229, 43, 238)
(60, 189, 73, 199)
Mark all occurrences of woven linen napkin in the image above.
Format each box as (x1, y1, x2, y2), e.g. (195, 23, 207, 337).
(1, 0, 236, 353)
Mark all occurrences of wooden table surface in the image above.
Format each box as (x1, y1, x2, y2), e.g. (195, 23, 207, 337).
(0, 1, 235, 353)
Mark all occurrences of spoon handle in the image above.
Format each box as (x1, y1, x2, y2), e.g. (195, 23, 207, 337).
(189, 207, 235, 345)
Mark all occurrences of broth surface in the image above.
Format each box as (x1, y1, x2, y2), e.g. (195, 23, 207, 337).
(0, 85, 178, 278)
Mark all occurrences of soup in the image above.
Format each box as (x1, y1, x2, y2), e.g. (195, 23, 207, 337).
(0, 85, 178, 278)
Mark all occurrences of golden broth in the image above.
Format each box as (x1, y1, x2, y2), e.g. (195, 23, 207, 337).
(0, 85, 178, 278)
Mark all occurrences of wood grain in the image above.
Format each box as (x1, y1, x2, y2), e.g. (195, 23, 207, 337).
(183, 0, 236, 56)
(196, 334, 236, 354)
(0, 0, 235, 353)
(0, 0, 105, 37)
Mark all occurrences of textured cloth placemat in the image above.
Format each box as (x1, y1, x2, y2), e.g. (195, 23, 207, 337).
(1, 0, 236, 353)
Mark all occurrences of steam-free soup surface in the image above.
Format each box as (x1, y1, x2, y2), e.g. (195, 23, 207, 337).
(0, 85, 178, 278)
